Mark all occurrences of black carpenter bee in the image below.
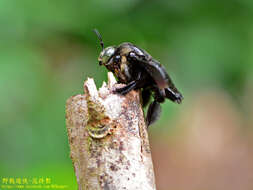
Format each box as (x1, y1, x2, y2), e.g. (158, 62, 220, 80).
(94, 29, 183, 126)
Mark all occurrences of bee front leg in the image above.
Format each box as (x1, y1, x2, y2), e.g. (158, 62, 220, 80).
(114, 80, 137, 95)
(114, 72, 143, 95)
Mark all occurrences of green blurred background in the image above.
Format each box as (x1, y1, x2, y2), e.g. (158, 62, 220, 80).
(1, 0, 253, 189)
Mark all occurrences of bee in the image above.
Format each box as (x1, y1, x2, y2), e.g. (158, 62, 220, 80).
(94, 29, 183, 126)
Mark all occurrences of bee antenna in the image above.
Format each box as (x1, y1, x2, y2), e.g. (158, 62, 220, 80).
(93, 29, 104, 50)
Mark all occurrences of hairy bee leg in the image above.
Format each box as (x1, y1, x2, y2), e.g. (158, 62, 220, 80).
(142, 88, 151, 108)
(146, 101, 161, 127)
(145, 86, 166, 127)
(165, 88, 183, 104)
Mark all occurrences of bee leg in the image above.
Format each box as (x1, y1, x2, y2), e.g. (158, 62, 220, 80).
(142, 88, 151, 108)
(146, 101, 161, 127)
(114, 80, 137, 95)
(114, 72, 144, 95)
(165, 88, 183, 104)
(146, 87, 165, 127)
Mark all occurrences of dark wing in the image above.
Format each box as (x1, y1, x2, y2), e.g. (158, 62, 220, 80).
(129, 52, 173, 88)
(141, 58, 170, 89)
(128, 52, 183, 103)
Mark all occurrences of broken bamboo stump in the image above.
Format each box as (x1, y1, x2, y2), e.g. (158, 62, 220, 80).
(65, 72, 156, 190)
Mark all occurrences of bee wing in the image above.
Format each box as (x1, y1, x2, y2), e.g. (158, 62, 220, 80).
(131, 54, 172, 87)
(130, 54, 183, 102)
(141, 58, 170, 89)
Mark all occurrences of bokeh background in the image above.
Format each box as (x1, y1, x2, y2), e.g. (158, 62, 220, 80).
(1, 0, 253, 189)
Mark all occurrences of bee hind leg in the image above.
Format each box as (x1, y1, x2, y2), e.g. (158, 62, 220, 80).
(146, 101, 161, 127)
(146, 87, 165, 127)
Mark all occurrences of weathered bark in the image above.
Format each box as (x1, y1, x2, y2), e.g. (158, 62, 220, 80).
(66, 72, 156, 190)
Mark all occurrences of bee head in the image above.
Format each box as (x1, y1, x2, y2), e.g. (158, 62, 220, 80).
(94, 29, 116, 66)
(98, 46, 116, 66)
